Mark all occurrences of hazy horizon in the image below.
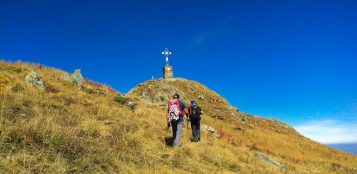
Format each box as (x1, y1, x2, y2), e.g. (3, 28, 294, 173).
(327, 143, 357, 155)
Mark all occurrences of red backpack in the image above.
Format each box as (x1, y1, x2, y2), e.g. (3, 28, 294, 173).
(167, 99, 183, 122)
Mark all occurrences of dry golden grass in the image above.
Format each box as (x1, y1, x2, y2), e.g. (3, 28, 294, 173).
(0, 60, 356, 174)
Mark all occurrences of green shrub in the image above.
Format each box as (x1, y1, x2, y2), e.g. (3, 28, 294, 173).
(47, 135, 65, 149)
(81, 87, 96, 94)
(11, 83, 24, 92)
(113, 96, 128, 105)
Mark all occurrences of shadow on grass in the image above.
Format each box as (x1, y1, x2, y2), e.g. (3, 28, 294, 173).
(164, 136, 173, 147)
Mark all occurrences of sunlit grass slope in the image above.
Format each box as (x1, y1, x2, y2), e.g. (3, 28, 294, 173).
(0, 60, 356, 174)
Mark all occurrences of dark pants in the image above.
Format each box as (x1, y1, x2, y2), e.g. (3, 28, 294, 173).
(190, 118, 200, 141)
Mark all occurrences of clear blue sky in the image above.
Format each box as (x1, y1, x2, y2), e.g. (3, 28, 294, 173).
(1, 0, 356, 143)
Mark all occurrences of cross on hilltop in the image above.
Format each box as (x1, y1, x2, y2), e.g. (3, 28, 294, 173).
(162, 48, 172, 66)
(162, 48, 173, 79)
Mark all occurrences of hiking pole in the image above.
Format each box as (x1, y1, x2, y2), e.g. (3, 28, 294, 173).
(185, 113, 188, 129)
(166, 122, 170, 133)
(186, 118, 189, 129)
(186, 114, 190, 142)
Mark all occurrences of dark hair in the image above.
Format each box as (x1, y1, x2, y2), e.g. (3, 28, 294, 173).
(173, 93, 180, 99)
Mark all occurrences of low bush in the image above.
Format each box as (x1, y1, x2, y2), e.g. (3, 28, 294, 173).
(11, 83, 24, 92)
(81, 87, 96, 94)
(113, 96, 128, 105)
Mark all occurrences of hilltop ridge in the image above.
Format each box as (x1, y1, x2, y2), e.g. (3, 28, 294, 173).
(127, 78, 296, 134)
(0, 60, 356, 174)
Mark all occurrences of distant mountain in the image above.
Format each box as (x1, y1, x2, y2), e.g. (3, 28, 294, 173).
(327, 143, 357, 155)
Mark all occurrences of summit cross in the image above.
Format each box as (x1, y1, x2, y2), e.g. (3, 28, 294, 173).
(161, 48, 172, 66)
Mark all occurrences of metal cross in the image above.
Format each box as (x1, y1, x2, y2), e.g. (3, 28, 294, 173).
(162, 48, 172, 66)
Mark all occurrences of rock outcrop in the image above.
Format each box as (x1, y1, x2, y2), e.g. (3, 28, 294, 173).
(25, 71, 44, 90)
(63, 69, 84, 86)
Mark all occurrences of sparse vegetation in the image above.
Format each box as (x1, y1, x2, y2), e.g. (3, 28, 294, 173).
(81, 86, 96, 94)
(11, 83, 25, 92)
(114, 95, 129, 105)
(0, 60, 356, 173)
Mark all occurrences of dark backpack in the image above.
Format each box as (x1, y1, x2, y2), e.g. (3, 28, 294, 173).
(189, 106, 201, 120)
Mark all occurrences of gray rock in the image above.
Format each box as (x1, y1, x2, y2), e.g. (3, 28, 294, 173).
(126, 101, 137, 111)
(63, 69, 84, 86)
(96, 90, 106, 95)
(201, 124, 221, 138)
(255, 153, 284, 169)
(25, 71, 44, 90)
(73, 69, 83, 85)
(201, 124, 216, 133)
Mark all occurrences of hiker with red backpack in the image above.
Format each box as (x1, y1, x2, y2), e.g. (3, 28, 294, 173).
(187, 101, 202, 142)
(167, 93, 186, 147)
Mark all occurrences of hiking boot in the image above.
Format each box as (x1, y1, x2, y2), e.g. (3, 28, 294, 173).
(189, 137, 196, 142)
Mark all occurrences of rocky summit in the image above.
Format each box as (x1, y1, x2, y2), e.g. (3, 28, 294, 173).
(0, 60, 356, 174)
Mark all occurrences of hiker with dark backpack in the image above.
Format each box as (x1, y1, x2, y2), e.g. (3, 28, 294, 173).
(188, 101, 202, 142)
(167, 94, 186, 147)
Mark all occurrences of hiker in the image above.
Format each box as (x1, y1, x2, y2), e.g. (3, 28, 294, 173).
(187, 101, 202, 142)
(167, 93, 186, 147)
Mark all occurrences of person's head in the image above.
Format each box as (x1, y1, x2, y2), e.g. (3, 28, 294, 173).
(173, 93, 180, 99)
(190, 100, 197, 106)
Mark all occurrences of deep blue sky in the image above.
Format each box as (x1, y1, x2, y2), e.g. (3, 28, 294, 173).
(1, 0, 356, 143)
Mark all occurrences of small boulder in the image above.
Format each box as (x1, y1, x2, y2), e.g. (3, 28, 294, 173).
(201, 124, 216, 133)
(126, 101, 137, 111)
(25, 71, 44, 90)
(202, 124, 221, 138)
(96, 90, 106, 95)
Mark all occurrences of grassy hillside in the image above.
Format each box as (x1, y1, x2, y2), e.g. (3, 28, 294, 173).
(0, 61, 356, 174)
